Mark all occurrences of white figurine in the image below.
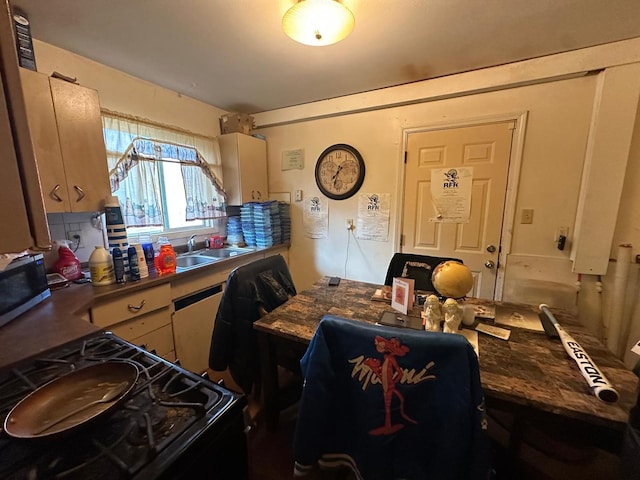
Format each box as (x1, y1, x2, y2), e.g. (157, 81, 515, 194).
(423, 294, 442, 332)
(443, 298, 462, 333)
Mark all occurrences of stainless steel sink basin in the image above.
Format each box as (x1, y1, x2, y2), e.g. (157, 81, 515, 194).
(199, 248, 255, 259)
(175, 247, 255, 271)
(175, 255, 218, 270)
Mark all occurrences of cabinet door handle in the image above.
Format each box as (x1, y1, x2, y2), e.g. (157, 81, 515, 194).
(127, 299, 146, 312)
(51, 184, 63, 202)
(74, 185, 86, 202)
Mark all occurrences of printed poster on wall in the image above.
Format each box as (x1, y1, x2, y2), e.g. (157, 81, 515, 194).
(430, 167, 473, 223)
(303, 196, 328, 238)
(356, 193, 390, 241)
(281, 148, 304, 171)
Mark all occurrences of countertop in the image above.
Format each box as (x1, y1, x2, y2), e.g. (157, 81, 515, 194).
(0, 244, 288, 373)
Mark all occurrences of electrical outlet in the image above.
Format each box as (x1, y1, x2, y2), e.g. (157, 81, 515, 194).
(67, 230, 82, 248)
(294, 189, 303, 202)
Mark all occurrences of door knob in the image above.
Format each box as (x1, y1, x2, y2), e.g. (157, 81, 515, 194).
(486, 244, 496, 253)
(484, 260, 495, 269)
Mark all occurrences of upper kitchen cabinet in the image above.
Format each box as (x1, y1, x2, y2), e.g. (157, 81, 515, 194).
(20, 68, 110, 213)
(219, 133, 268, 206)
(0, 0, 50, 254)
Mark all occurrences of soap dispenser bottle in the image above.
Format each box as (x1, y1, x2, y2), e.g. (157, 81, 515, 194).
(155, 238, 176, 275)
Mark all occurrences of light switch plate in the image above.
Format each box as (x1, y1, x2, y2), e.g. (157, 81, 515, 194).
(521, 209, 534, 224)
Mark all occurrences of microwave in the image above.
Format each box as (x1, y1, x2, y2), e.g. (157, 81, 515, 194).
(0, 253, 50, 328)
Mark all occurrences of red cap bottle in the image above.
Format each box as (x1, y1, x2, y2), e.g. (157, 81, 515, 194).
(155, 244, 176, 275)
(53, 241, 83, 281)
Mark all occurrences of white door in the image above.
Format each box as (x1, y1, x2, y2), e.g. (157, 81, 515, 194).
(403, 121, 515, 299)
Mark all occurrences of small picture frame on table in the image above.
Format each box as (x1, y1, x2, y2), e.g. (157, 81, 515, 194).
(391, 277, 414, 315)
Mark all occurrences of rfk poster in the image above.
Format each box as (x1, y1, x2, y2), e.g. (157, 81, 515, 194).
(430, 167, 473, 223)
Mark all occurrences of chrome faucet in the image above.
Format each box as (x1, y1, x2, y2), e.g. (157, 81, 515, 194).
(187, 234, 197, 253)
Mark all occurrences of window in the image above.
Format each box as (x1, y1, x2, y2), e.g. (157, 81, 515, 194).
(102, 112, 226, 241)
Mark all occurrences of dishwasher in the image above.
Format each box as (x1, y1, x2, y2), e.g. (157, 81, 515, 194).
(172, 283, 224, 375)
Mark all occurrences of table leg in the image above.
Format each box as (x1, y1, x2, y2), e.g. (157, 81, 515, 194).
(258, 331, 280, 431)
(505, 411, 525, 477)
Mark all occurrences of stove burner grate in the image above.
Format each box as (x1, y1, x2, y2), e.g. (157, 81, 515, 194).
(0, 332, 246, 480)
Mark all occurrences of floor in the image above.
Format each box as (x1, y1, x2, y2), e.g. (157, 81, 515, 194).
(207, 367, 622, 480)
(206, 368, 299, 480)
(249, 404, 298, 480)
(245, 407, 622, 480)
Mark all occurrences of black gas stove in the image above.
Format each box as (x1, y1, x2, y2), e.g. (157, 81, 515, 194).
(0, 332, 249, 479)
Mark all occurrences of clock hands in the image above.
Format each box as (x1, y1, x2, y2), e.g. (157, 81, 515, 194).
(332, 164, 344, 188)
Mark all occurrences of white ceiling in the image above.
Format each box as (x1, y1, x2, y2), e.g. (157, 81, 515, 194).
(9, 0, 640, 114)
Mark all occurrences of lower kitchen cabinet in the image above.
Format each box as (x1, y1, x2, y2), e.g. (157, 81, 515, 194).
(110, 309, 175, 360)
(87, 246, 290, 369)
(90, 283, 175, 360)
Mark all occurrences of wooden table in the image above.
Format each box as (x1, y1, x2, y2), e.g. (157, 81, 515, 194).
(254, 277, 638, 457)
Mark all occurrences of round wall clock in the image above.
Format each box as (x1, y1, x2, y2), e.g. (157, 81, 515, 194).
(314, 144, 365, 200)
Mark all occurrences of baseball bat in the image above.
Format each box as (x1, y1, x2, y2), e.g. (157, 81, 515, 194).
(539, 303, 619, 404)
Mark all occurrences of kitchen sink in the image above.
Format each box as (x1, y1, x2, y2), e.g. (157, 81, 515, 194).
(198, 247, 255, 258)
(175, 255, 218, 270)
(175, 247, 255, 271)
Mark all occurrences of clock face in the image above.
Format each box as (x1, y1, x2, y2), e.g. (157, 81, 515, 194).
(315, 144, 365, 200)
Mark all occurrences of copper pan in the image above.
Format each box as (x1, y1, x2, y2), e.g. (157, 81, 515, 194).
(3, 361, 138, 439)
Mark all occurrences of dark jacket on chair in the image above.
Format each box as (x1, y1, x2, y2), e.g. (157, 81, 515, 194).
(384, 252, 463, 294)
(209, 254, 296, 394)
(293, 315, 491, 480)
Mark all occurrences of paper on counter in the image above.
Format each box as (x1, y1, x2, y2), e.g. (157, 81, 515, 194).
(494, 304, 544, 332)
(473, 304, 495, 320)
(476, 323, 511, 341)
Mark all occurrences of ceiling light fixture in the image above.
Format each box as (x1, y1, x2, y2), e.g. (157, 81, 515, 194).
(282, 0, 354, 47)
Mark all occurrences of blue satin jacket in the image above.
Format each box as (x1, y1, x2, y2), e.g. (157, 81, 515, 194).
(293, 315, 491, 480)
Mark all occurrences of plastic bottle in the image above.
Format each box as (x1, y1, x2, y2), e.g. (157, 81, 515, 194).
(88, 246, 115, 286)
(155, 243, 177, 275)
(112, 247, 126, 284)
(104, 196, 128, 250)
(139, 234, 155, 273)
(127, 246, 141, 281)
(133, 243, 149, 279)
(53, 240, 83, 281)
